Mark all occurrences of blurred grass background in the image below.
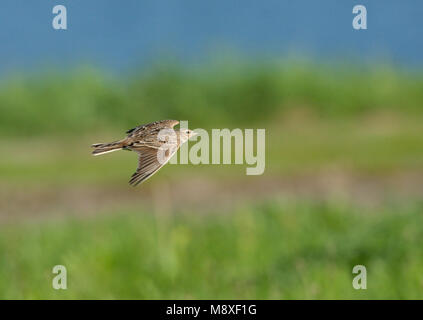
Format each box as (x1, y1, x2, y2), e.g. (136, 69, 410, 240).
(2, 201, 423, 299)
(1, 61, 423, 299)
(2, 62, 423, 136)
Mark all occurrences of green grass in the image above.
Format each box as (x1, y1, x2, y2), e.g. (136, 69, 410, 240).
(0, 200, 422, 299)
(1, 62, 422, 184)
(1, 62, 423, 137)
(1, 113, 422, 186)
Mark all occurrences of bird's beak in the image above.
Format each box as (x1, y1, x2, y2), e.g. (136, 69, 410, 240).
(190, 131, 199, 139)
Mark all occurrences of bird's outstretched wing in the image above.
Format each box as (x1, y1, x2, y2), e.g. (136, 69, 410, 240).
(126, 120, 179, 135)
(128, 144, 178, 186)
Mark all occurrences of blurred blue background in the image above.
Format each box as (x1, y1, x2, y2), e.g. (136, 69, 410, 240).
(1, 0, 422, 75)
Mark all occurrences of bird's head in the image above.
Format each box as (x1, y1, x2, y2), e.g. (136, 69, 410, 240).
(178, 128, 198, 142)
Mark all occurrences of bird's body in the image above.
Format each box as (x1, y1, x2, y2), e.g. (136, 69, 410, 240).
(91, 120, 196, 186)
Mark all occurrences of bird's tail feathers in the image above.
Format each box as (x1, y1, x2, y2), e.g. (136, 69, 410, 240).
(91, 140, 126, 156)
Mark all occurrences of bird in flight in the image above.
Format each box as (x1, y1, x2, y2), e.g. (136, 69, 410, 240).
(91, 120, 196, 186)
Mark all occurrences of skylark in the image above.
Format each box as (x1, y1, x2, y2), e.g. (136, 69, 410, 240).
(91, 120, 196, 186)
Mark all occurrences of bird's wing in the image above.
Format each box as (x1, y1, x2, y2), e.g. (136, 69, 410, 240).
(157, 120, 180, 128)
(128, 144, 178, 186)
(126, 120, 179, 135)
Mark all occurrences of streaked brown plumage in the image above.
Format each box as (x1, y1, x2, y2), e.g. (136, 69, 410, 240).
(91, 120, 196, 186)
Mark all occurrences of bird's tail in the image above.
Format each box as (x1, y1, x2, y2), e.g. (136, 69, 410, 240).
(91, 140, 126, 156)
